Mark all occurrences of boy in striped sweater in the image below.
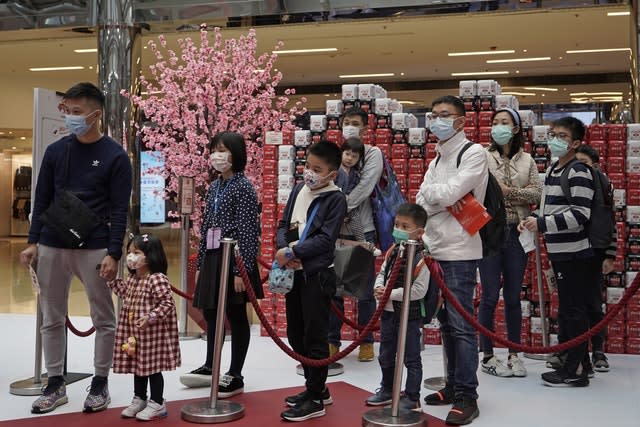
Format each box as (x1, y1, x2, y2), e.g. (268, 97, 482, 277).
(519, 117, 598, 387)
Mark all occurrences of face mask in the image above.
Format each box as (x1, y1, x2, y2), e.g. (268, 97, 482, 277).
(491, 125, 514, 146)
(211, 152, 232, 173)
(303, 169, 330, 190)
(429, 117, 458, 141)
(126, 253, 145, 270)
(548, 137, 570, 158)
(65, 114, 92, 136)
(392, 227, 420, 244)
(342, 125, 361, 139)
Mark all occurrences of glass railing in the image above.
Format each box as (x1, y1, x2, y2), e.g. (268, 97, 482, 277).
(0, 0, 630, 32)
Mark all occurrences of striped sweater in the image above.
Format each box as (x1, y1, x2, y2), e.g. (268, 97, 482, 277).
(537, 160, 594, 261)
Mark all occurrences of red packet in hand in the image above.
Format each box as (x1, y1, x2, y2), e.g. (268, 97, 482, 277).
(447, 193, 491, 235)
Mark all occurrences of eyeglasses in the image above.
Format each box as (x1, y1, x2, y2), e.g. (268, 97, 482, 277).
(426, 112, 460, 121)
(547, 131, 572, 141)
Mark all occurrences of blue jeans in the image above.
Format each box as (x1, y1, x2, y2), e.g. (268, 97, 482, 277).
(378, 311, 423, 400)
(437, 260, 479, 400)
(329, 231, 376, 346)
(478, 225, 526, 354)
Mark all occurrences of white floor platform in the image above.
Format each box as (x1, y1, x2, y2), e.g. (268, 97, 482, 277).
(1, 313, 639, 425)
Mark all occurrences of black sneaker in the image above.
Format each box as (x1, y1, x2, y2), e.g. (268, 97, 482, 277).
(592, 351, 610, 372)
(424, 385, 455, 406)
(285, 388, 333, 407)
(445, 396, 479, 425)
(541, 369, 589, 387)
(545, 352, 567, 370)
(218, 374, 244, 398)
(180, 365, 212, 388)
(582, 361, 595, 379)
(281, 399, 325, 422)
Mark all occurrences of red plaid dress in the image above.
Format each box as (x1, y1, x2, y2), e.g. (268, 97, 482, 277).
(109, 273, 181, 376)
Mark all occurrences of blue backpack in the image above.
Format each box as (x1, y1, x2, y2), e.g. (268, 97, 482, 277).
(371, 154, 407, 251)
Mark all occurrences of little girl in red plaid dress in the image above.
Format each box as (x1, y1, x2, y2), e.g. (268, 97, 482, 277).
(108, 233, 181, 421)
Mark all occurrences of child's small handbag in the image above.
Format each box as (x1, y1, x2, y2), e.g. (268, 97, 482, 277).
(268, 203, 319, 295)
(268, 260, 295, 294)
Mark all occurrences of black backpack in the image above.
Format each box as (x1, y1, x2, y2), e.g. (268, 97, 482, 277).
(436, 142, 507, 257)
(559, 159, 615, 249)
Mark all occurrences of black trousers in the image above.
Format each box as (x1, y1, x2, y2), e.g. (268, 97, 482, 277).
(587, 249, 607, 353)
(285, 269, 335, 400)
(552, 257, 601, 375)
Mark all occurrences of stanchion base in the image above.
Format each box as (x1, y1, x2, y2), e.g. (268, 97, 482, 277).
(179, 332, 203, 341)
(295, 363, 344, 377)
(181, 400, 244, 424)
(524, 353, 548, 361)
(362, 407, 425, 427)
(10, 372, 92, 396)
(423, 376, 446, 391)
(10, 375, 48, 396)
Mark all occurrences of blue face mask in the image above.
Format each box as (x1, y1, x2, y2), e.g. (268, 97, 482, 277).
(429, 117, 458, 141)
(65, 114, 92, 136)
(548, 137, 569, 158)
(491, 125, 514, 146)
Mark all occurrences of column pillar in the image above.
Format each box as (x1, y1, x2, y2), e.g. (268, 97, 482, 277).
(91, 0, 142, 232)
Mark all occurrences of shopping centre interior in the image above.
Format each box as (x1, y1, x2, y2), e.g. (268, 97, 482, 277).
(0, 1, 639, 426)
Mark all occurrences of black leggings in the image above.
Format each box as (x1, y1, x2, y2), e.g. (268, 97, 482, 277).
(203, 303, 250, 377)
(134, 372, 164, 404)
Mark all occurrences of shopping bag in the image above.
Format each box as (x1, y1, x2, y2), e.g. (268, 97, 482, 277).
(334, 239, 375, 299)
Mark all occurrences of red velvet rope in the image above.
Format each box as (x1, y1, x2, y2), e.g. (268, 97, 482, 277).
(330, 301, 381, 332)
(170, 285, 194, 301)
(65, 316, 96, 337)
(239, 248, 403, 367)
(424, 256, 640, 354)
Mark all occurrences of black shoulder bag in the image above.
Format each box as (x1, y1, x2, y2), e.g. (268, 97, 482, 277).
(40, 142, 102, 248)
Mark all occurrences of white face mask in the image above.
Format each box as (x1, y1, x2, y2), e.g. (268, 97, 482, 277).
(126, 253, 146, 270)
(342, 125, 361, 139)
(211, 152, 232, 173)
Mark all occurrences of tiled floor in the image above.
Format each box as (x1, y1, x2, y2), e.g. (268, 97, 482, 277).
(1, 236, 640, 426)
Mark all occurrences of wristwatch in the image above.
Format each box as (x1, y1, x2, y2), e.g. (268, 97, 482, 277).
(284, 247, 295, 261)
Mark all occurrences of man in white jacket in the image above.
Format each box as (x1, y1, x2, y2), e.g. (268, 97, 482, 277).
(416, 95, 488, 426)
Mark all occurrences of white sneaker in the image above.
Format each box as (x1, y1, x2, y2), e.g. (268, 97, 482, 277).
(508, 354, 527, 377)
(121, 396, 147, 418)
(481, 355, 513, 377)
(135, 399, 167, 421)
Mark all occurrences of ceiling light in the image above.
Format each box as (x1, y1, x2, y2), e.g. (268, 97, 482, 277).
(273, 48, 337, 54)
(566, 48, 630, 54)
(399, 101, 416, 105)
(451, 71, 509, 76)
(607, 11, 630, 16)
(570, 91, 623, 96)
(20, 137, 26, 140)
(339, 73, 395, 78)
(502, 91, 536, 96)
(254, 69, 265, 73)
(524, 87, 558, 92)
(11, 146, 16, 149)
(486, 57, 551, 63)
(448, 50, 515, 57)
(74, 48, 97, 53)
(29, 66, 85, 71)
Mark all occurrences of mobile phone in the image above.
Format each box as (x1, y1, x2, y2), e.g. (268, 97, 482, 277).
(207, 227, 222, 249)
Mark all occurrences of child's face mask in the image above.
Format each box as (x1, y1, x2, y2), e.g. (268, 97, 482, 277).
(126, 253, 146, 270)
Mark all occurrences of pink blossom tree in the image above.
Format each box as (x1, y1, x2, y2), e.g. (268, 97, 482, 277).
(125, 25, 306, 240)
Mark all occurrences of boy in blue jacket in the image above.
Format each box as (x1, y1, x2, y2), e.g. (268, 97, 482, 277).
(275, 140, 347, 422)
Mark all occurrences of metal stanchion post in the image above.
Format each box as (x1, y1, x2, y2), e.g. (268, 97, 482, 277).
(525, 235, 550, 360)
(179, 213, 199, 340)
(363, 240, 425, 427)
(423, 345, 448, 391)
(10, 297, 47, 395)
(181, 238, 245, 423)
